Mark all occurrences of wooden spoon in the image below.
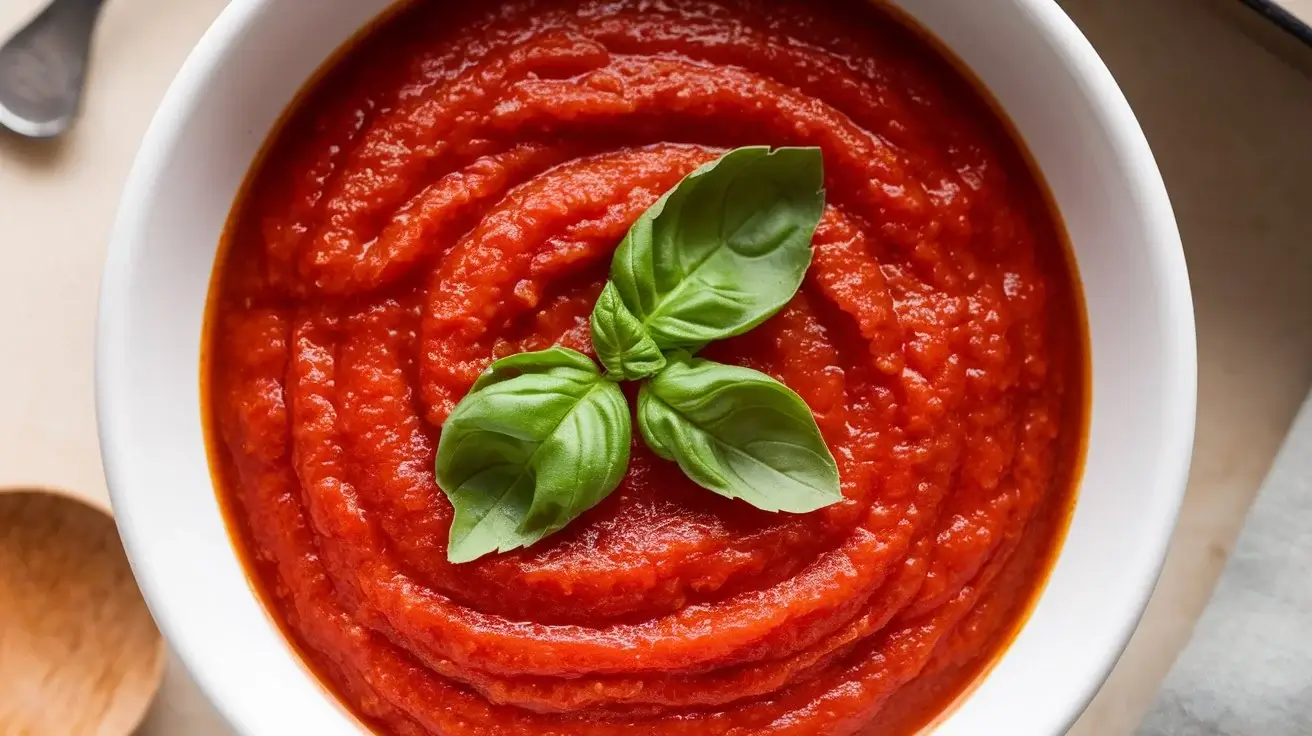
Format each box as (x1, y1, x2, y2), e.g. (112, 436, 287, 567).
(0, 487, 164, 735)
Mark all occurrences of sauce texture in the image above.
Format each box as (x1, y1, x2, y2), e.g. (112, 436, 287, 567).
(204, 0, 1088, 733)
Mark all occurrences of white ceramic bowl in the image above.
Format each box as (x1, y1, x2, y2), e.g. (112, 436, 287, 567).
(96, 1, 1196, 733)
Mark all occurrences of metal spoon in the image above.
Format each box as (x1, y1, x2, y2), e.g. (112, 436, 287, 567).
(0, 0, 107, 138)
(0, 487, 165, 735)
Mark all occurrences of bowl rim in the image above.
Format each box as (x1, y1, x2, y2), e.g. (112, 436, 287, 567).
(95, 0, 1196, 734)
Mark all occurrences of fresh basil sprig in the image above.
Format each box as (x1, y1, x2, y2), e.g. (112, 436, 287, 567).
(436, 147, 840, 563)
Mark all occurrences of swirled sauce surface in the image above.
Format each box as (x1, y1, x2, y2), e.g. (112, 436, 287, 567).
(205, 0, 1088, 733)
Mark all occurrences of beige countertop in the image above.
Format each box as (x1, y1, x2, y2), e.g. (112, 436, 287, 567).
(1274, 0, 1311, 25)
(1, 0, 1309, 733)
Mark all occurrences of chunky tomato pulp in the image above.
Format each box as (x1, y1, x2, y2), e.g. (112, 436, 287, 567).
(204, 0, 1088, 733)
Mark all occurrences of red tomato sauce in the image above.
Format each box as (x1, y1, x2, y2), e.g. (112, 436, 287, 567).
(203, 0, 1089, 733)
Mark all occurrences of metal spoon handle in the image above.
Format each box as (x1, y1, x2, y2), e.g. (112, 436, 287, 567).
(0, 0, 109, 138)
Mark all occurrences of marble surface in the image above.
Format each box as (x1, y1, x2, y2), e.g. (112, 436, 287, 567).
(0, 0, 1309, 734)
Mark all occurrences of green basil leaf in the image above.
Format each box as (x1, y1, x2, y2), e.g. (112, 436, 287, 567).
(611, 146, 825, 350)
(469, 345, 600, 393)
(436, 347, 631, 563)
(637, 352, 841, 514)
(590, 281, 667, 381)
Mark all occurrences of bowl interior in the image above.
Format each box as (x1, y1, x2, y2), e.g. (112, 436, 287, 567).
(96, 0, 1194, 734)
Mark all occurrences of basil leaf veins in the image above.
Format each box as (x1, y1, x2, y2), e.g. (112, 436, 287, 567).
(590, 281, 667, 381)
(435, 347, 631, 563)
(610, 146, 825, 351)
(637, 352, 841, 514)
